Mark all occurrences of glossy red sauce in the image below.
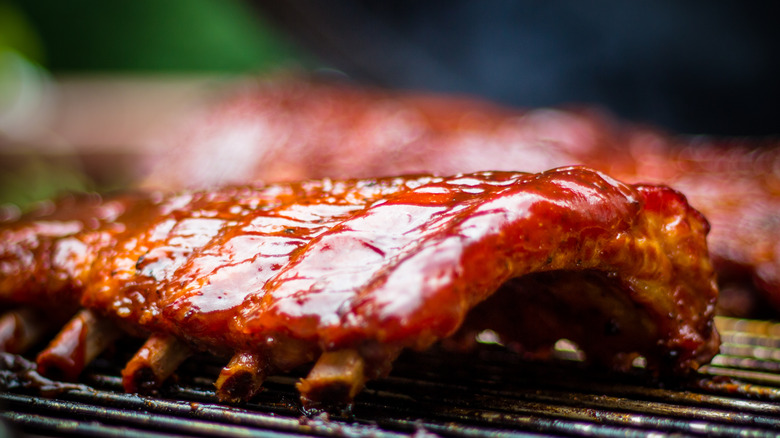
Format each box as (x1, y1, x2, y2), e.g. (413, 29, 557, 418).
(1, 167, 719, 373)
(142, 79, 777, 316)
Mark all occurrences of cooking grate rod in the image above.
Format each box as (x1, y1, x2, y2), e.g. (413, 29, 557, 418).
(6, 316, 780, 437)
(1, 389, 551, 438)
(79, 368, 689, 437)
(358, 380, 778, 437)
(387, 358, 780, 415)
(1, 411, 189, 438)
(78, 374, 653, 438)
(375, 351, 780, 423)
(0, 392, 319, 438)
(0, 388, 677, 438)
(56, 367, 780, 437)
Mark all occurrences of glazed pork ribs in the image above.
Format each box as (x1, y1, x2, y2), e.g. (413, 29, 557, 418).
(0, 167, 719, 407)
(143, 78, 778, 317)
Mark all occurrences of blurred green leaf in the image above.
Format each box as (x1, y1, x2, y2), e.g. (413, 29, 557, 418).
(13, 0, 310, 72)
(0, 1, 44, 63)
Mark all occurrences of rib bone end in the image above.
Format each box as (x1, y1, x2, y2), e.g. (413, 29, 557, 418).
(1, 308, 57, 354)
(297, 349, 366, 409)
(121, 334, 192, 393)
(216, 351, 269, 403)
(36, 309, 120, 381)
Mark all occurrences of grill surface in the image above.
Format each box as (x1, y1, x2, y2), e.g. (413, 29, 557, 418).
(2, 316, 780, 437)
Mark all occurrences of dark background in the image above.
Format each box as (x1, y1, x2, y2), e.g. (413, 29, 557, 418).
(255, 0, 780, 136)
(5, 0, 780, 135)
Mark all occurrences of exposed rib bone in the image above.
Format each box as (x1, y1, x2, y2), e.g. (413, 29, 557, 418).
(36, 309, 121, 381)
(215, 351, 269, 403)
(0, 308, 62, 354)
(122, 334, 192, 393)
(297, 350, 366, 408)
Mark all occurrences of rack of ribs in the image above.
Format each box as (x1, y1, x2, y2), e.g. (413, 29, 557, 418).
(1, 167, 719, 408)
(142, 78, 778, 316)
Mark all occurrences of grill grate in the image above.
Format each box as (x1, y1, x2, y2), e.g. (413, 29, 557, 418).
(3, 316, 780, 437)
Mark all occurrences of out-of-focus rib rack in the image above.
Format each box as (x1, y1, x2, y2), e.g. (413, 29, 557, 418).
(3, 316, 780, 437)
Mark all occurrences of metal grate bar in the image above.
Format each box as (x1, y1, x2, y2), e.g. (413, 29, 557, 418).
(378, 350, 780, 421)
(0, 411, 190, 438)
(5, 316, 780, 437)
(73, 375, 587, 437)
(356, 380, 778, 437)
(74, 365, 780, 437)
(0, 392, 314, 438)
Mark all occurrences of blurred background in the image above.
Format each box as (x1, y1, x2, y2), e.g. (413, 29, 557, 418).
(0, 0, 308, 207)
(1, 0, 778, 207)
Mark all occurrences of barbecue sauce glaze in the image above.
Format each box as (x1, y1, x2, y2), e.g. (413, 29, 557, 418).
(1, 167, 719, 391)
